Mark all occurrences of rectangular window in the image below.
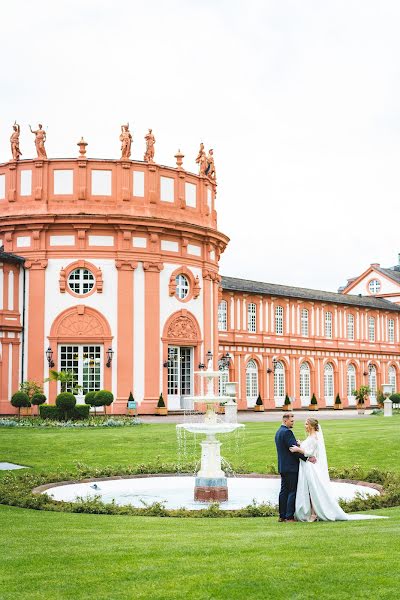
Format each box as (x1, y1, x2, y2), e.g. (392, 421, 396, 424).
(347, 314, 354, 341)
(59, 345, 102, 395)
(325, 312, 332, 338)
(388, 319, 395, 343)
(185, 182, 197, 208)
(218, 301, 227, 331)
(54, 170, 74, 195)
(247, 303, 256, 333)
(20, 170, 32, 196)
(301, 309, 309, 336)
(0, 174, 5, 199)
(275, 306, 284, 335)
(91, 170, 112, 196)
(133, 171, 144, 197)
(368, 317, 375, 342)
(160, 176, 174, 202)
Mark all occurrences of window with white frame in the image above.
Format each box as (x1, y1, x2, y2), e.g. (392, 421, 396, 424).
(275, 306, 284, 335)
(59, 345, 102, 395)
(175, 274, 189, 299)
(247, 302, 256, 333)
(274, 360, 285, 403)
(369, 365, 377, 399)
(388, 318, 395, 343)
(389, 365, 396, 394)
(368, 317, 375, 342)
(246, 359, 258, 404)
(324, 363, 334, 403)
(68, 268, 95, 295)
(219, 365, 229, 396)
(368, 279, 381, 294)
(325, 311, 332, 338)
(299, 362, 310, 402)
(347, 314, 354, 340)
(301, 308, 309, 337)
(347, 364, 356, 398)
(218, 300, 228, 331)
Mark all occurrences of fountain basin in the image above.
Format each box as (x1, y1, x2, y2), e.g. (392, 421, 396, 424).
(42, 475, 380, 511)
(177, 423, 244, 435)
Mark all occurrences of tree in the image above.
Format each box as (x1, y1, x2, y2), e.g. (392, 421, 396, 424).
(45, 370, 81, 394)
(10, 391, 30, 419)
(19, 380, 43, 401)
(31, 393, 47, 415)
(94, 390, 114, 415)
(55, 392, 76, 420)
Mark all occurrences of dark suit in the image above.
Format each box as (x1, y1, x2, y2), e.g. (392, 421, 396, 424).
(275, 424, 307, 519)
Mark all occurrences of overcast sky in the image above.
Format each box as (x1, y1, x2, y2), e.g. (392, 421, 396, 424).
(2, 1, 400, 292)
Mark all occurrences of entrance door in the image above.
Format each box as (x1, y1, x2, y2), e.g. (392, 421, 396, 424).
(59, 345, 102, 398)
(167, 346, 193, 409)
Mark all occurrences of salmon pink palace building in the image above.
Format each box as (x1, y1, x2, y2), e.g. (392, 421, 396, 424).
(1, 126, 400, 415)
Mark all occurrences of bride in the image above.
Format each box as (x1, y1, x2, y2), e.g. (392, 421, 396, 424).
(290, 418, 353, 521)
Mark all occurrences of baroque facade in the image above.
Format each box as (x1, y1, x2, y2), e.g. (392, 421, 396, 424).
(0, 137, 399, 414)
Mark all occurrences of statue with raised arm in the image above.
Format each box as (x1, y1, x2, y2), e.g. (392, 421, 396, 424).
(10, 121, 22, 161)
(195, 142, 207, 175)
(120, 123, 132, 160)
(144, 128, 155, 162)
(29, 123, 47, 159)
(205, 148, 216, 181)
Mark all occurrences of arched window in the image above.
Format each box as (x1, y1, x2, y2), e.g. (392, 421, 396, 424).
(247, 302, 256, 333)
(246, 359, 259, 407)
(275, 306, 284, 335)
(347, 364, 356, 403)
(274, 360, 285, 406)
(299, 362, 311, 405)
(218, 300, 227, 331)
(301, 309, 309, 337)
(389, 365, 396, 394)
(324, 363, 334, 405)
(175, 274, 190, 299)
(325, 311, 332, 339)
(369, 365, 377, 401)
(368, 317, 375, 342)
(388, 319, 395, 344)
(347, 314, 354, 341)
(219, 363, 229, 396)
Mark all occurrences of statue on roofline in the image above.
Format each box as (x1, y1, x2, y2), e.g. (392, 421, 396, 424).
(29, 123, 47, 159)
(195, 142, 207, 175)
(144, 128, 155, 162)
(205, 148, 216, 181)
(120, 123, 132, 160)
(10, 121, 22, 161)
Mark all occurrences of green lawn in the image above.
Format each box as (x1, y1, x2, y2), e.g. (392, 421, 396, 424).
(1, 417, 400, 599)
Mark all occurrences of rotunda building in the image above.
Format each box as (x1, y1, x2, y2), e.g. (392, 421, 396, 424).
(0, 143, 228, 414)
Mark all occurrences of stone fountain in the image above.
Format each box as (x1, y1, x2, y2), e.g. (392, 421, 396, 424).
(176, 355, 244, 502)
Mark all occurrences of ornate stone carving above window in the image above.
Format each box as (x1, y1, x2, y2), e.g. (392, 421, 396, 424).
(59, 260, 103, 296)
(168, 265, 200, 302)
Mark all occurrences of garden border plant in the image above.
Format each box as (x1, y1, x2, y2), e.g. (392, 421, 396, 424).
(0, 463, 398, 518)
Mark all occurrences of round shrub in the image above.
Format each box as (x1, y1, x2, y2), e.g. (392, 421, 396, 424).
(95, 390, 114, 414)
(389, 393, 400, 403)
(31, 393, 47, 406)
(55, 392, 76, 419)
(84, 391, 97, 407)
(10, 391, 30, 417)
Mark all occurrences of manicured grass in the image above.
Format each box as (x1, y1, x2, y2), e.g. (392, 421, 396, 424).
(1, 417, 399, 599)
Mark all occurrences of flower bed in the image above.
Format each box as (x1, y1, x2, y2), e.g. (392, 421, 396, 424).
(0, 417, 142, 428)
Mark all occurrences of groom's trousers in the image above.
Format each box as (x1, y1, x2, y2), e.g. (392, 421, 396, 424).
(279, 472, 299, 519)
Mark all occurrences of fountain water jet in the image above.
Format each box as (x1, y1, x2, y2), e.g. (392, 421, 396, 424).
(176, 355, 244, 502)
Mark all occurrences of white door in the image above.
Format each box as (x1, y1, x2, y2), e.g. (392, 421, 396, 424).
(167, 346, 193, 410)
(59, 345, 103, 400)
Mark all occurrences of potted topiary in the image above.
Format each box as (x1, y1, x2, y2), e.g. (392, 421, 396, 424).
(55, 391, 76, 420)
(95, 390, 114, 415)
(254, 394, 264, 412)
(31, 393, 47, 416)
(283, 394, 291, 411)
(155, 393, 168, 416)
(334, 393, 343, 410)
(354, 385, 370, 414)
(10, 391, 31, 419)
(309, 393, 318, 411)
(84, 391, 98, 414)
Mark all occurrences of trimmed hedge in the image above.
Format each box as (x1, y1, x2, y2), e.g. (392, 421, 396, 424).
(31, 393, 47, 406)
(39, 404, 90, 421)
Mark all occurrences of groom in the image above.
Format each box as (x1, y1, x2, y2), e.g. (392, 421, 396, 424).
(275, 413, 316, 522)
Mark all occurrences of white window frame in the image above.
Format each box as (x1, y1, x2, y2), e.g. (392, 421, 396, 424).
(219, 365, 229, 396)
(59, 345, 103, 397)
(347, 363, 356, 405)
(368, 279, 381, 294)
(347, 314, 354, 341)
(274, 360, 285, 406)
(246, 359, 259, 407)
(68, 268, 95, 295)
(275, 306, 284, 335)
(325, 311, 332, 339)
(299, 362, 310, 406)
(388, 318, 395, 343)
(389, 365, 396, 394)
(368, 317, 375, 342)
(175, 274, 189, 299)
(369, 365, 377, 401)
(324, 363, 334, 406)
(301, 308, 309, 337)
(247, 302, 256, 333)
(218, 300, 228, 331)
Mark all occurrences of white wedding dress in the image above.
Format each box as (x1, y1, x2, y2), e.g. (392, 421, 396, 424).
(295, 428, 385, 522)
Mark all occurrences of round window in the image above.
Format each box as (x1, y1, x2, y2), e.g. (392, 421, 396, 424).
(368, 279, 381, 294)
(175, 274, 189, 299)
(68, 268, 95, 295)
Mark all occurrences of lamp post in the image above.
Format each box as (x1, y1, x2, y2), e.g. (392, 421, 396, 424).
(46, 347, 55, 368)
(382, 383, 393, 417)
(106, 347, 114, 368)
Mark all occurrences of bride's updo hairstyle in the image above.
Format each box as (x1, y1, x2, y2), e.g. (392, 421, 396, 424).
(307, 418, 319, 431)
